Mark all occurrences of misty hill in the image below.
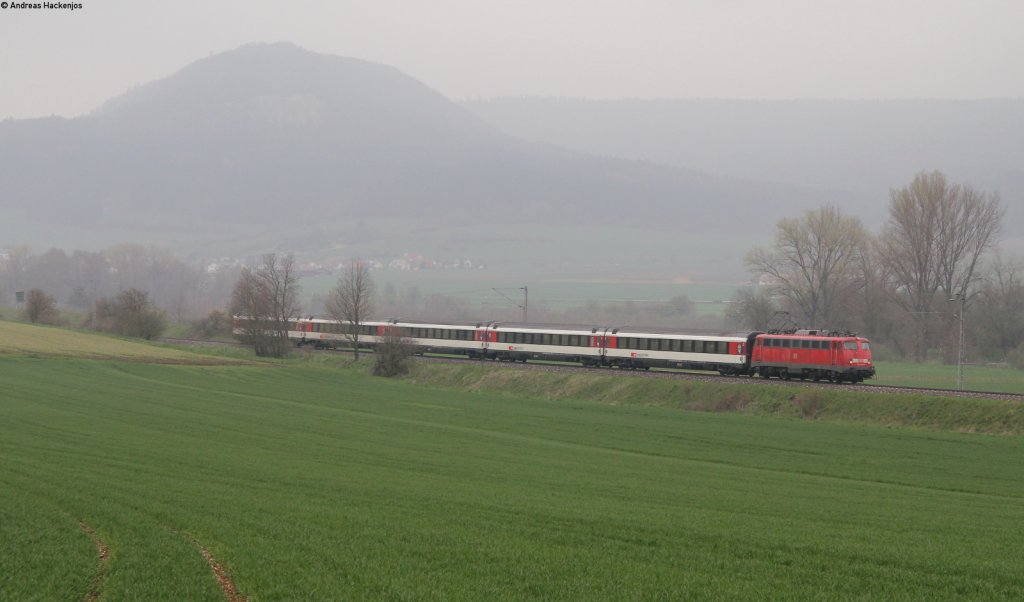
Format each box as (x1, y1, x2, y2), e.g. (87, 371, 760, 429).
(0, 43, 827, 259)
(463, 98, 1024, 231)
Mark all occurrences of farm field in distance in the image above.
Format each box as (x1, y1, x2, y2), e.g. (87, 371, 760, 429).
(871, 360, 1024, 394)
(2, 330, 1024, 599)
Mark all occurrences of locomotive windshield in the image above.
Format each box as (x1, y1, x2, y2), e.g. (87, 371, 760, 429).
(843, 342, 857, 350)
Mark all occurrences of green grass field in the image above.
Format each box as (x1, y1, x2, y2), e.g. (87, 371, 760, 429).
(873, 360, 1024, 394)
(2, 334, 1024, 599)
(0, 320, 246, 365)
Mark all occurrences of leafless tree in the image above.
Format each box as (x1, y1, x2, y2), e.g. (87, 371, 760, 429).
(877, 171, 1003, 360)
(745, 205, 868, 327)
(230, 254, 300, 357)
(23, 289, 58, 324)
(326, 258, 375, 359)
(971, 252, 1024, 360)
(89, 288, 166, 340)
(725, 287, 777, 331)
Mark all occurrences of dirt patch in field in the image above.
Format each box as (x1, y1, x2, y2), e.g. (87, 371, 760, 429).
(79, 522, 109, 602)
(181, 533, 248, 602)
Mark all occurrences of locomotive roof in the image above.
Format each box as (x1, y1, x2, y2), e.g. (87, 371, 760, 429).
(760, 332, 868, 339)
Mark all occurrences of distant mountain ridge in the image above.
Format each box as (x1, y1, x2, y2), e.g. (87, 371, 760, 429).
(0, 43, 827, 255)
(463, 97, 1024, 230)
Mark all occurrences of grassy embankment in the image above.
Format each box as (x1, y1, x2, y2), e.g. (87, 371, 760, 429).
(409, 361, 1024, 436)
(2, 322, 1024, 599)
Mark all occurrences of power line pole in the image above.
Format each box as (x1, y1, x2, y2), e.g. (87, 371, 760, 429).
(947, 294, 965, 391)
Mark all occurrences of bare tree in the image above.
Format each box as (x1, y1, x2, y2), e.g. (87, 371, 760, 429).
(230, 254, 300, 357)
(326, 258, 375, 359)
(88, 288, 166, 339)
(725, 287, 777, 331)
(23, 289, 58, 324)
(745, 205, 868, 327)
(972, 252, 1024, 360)
(112, 288, 167, 340)
(877, 171, 1003, 360)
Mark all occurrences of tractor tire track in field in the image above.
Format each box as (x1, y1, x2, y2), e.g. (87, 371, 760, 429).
(175, 531, 248, 602)
(78, 522, 109, 602)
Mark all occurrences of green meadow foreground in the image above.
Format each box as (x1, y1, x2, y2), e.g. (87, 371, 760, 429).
(2, 330, 1024, 599)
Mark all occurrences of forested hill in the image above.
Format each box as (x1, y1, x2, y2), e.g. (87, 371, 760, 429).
(463, 97, 1024, 232)
(0, 43, 826, 253)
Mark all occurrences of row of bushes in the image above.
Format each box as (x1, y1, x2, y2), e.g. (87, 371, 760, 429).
(18, 287, 167, 340)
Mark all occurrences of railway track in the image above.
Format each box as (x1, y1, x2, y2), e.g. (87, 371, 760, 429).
(158, 337, 1024, 401)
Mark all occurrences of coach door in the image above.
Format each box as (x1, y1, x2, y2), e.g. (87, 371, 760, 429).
(476, 322, 495, 356)
(597, 328, 608, 362)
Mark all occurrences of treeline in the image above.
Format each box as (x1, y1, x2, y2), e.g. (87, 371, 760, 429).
(0, 243, 239, 321)
(730, 171, 1024, 367)
(0, 243, 240, 340)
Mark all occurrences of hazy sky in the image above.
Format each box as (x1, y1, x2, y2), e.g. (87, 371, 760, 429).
(2, 0, 1022, 119)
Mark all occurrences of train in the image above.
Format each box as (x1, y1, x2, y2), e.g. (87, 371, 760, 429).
(237, 316, 876, 383)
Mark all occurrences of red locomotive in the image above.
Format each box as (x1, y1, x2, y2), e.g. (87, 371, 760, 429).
(751, 330, 875, 383)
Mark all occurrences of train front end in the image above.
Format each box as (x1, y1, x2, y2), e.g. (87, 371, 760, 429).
(841, 337, 875, 381)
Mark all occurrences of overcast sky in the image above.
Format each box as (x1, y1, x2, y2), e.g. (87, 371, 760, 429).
(1, 0, 1022, 120)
